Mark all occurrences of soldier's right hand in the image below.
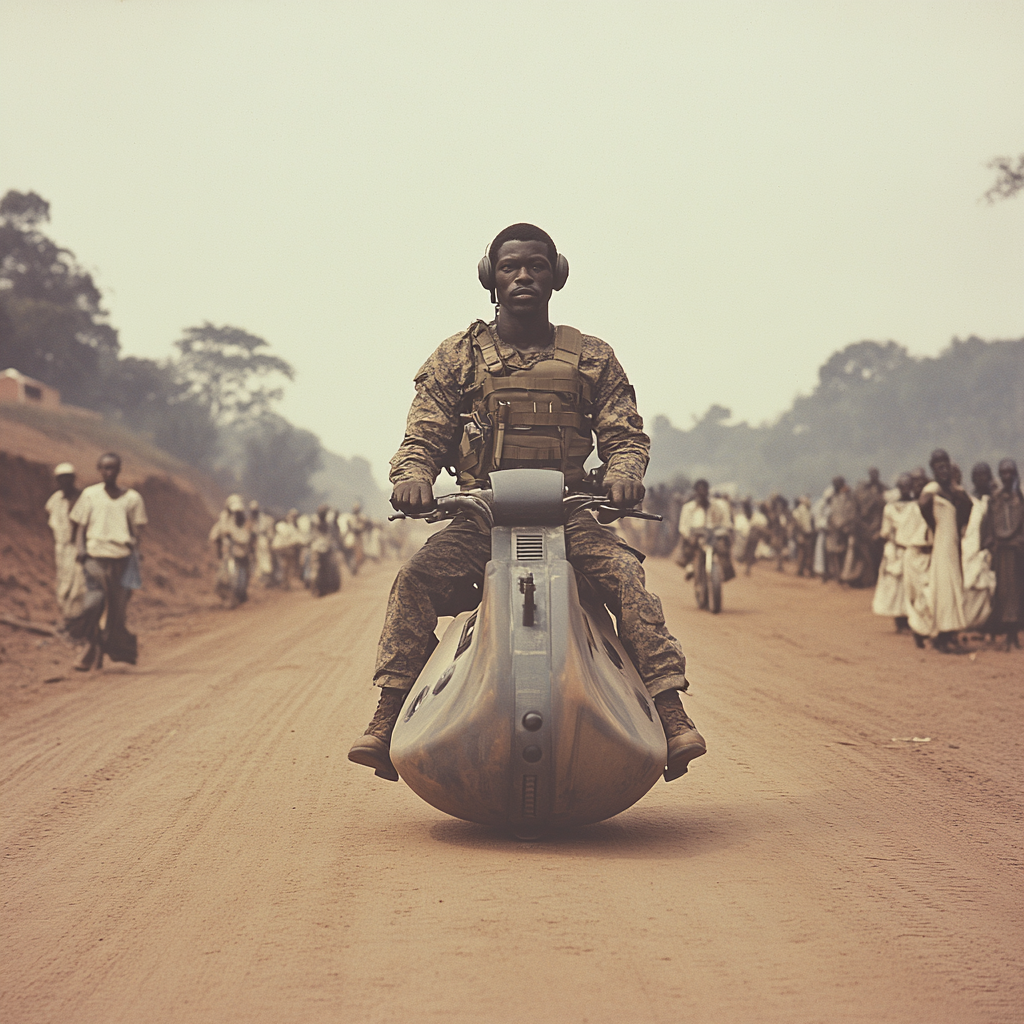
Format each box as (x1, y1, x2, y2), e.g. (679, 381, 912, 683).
(391, 480, 435, 515)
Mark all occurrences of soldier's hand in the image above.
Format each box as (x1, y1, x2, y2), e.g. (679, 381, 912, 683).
(607, 478, 645, 508)
(391, 480, 435, 515)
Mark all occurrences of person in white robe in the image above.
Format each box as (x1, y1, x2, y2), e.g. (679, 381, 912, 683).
(872, 473, 914, 630)
(961, 463, 997, 631)
(918, 449, 973, 652)
(900, 468, 933, 647)
(44, 462, 84, 620)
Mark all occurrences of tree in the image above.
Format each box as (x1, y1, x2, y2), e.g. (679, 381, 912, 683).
(0, 189, 119, 407)
(817, 340, 911, 393)
(173, 323, 295, 426)
(238, 414, 324, 510)
(104, 356, 219, 468)
(983, 154, 1024, 203)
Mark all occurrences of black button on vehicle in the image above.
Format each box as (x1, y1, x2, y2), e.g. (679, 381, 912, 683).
(522, 712, 543, 731)
(522, 745, 542, 763)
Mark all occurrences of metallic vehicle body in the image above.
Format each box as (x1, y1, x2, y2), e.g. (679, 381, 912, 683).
(389, 470, 667, 837)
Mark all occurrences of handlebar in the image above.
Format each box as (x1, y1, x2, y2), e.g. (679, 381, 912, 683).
(389, 491, 663, 527)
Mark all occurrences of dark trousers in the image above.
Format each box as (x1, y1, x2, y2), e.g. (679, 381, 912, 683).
(81, 556, 137, 663)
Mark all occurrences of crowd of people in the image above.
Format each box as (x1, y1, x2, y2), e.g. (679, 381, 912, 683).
(626, 453, 1022, 652)
(207, 497, 395, 607)
(39, 450, 403, 675)
(41, 448, 1021, 670)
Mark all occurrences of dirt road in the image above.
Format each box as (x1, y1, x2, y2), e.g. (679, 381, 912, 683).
(2, 561, 1021, 1024)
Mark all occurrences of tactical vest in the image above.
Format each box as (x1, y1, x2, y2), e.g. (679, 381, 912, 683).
(455, 322, 594, 488)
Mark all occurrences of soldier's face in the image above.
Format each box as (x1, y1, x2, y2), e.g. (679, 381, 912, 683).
(494, 240, 554, 313)
(932, 458, 951, 486)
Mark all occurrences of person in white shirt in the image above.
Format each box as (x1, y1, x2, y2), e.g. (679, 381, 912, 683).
(44, 462, 82, 620)
(677, 480, 735, 581)
(69, 452, 148, 670)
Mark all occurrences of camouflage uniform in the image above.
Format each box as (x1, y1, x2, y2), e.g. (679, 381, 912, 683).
(376, 322, 689, 698)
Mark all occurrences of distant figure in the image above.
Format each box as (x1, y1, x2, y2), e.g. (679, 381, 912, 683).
(917, 449, 972, 652)
(811, 485, 834, 578)
(826, 477, 862, 584)
(271, 509, 304, 589)
(871, 473, 914, 631)
(900, 467, 933, 647)
(677, 479, 734, 581)
(985, 458, 1023, 650)
(791, 495, 815, 577)
(742, 501, 770, 575)
(855, 468, 887, 587)
(44, 462, 83, 620)
(248, 500, 276, 586)
(309, 504, 341, 597)
(961, 463, 996, 631)
(766, 494, 790, 572)
(69, 452, 148, 670)
(210, 495, 255, 608)
(339, 502, 371, 575)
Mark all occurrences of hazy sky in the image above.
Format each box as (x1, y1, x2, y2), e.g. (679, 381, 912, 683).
(2, 1, 1021, 484)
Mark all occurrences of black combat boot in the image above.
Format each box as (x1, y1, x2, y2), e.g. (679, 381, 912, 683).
(347, 687, 407, 782)
(654, 689, 707, 782)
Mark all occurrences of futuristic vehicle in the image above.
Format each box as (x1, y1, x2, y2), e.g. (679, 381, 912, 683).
(388, 469, 670, 839)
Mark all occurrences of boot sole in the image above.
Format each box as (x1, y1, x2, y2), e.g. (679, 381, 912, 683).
(664, 742, 707, 782)
(347, 737, 400, 782)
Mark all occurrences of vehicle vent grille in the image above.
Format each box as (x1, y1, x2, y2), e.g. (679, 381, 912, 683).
(522, 775, 537, 816)
(516, 534, 544, 560)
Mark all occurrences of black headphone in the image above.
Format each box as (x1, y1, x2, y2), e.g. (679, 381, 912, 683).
(477, 244, 570, 301)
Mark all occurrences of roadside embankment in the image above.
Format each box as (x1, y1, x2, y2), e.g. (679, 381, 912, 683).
(0, 404, 227, 713)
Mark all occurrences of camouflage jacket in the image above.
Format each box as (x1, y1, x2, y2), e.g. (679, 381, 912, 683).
(390, 321, 650, 487)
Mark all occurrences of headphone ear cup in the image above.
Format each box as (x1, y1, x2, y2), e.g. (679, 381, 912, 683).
(477, 254, 494, 291)
(553, 253, 569, 291)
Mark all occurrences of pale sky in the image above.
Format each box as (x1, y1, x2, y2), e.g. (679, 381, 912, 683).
(2, 0, 1021, 484)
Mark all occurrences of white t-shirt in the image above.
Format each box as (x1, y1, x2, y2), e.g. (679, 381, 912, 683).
(678, 497, 733, 539)
(70, 483, 148, 559)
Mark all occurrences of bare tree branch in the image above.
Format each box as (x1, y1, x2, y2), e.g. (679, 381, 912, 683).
(983, 154, 1024, 203)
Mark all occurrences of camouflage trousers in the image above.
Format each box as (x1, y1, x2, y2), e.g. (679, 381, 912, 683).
(374, 513, 688, 697)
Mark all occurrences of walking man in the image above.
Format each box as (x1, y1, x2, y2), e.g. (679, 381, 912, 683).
(69, 452, 147, 670)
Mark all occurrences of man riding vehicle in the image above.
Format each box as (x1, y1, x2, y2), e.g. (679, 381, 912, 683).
(677, 479, 735, 581)
(347, 224, 707, 784)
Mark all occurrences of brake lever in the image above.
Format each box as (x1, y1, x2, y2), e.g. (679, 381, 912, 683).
(387, 507, 440, 522)
(595, 505, 663, 522)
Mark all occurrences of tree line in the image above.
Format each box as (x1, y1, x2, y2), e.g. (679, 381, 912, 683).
(648, 335, 1024, 498)
(0, 189, 325, 509)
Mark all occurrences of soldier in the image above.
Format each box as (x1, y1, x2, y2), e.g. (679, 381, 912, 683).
(348, 224, 706, 784)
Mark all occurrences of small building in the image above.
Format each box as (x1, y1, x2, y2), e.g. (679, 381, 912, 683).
(0, 368, 62, 409)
